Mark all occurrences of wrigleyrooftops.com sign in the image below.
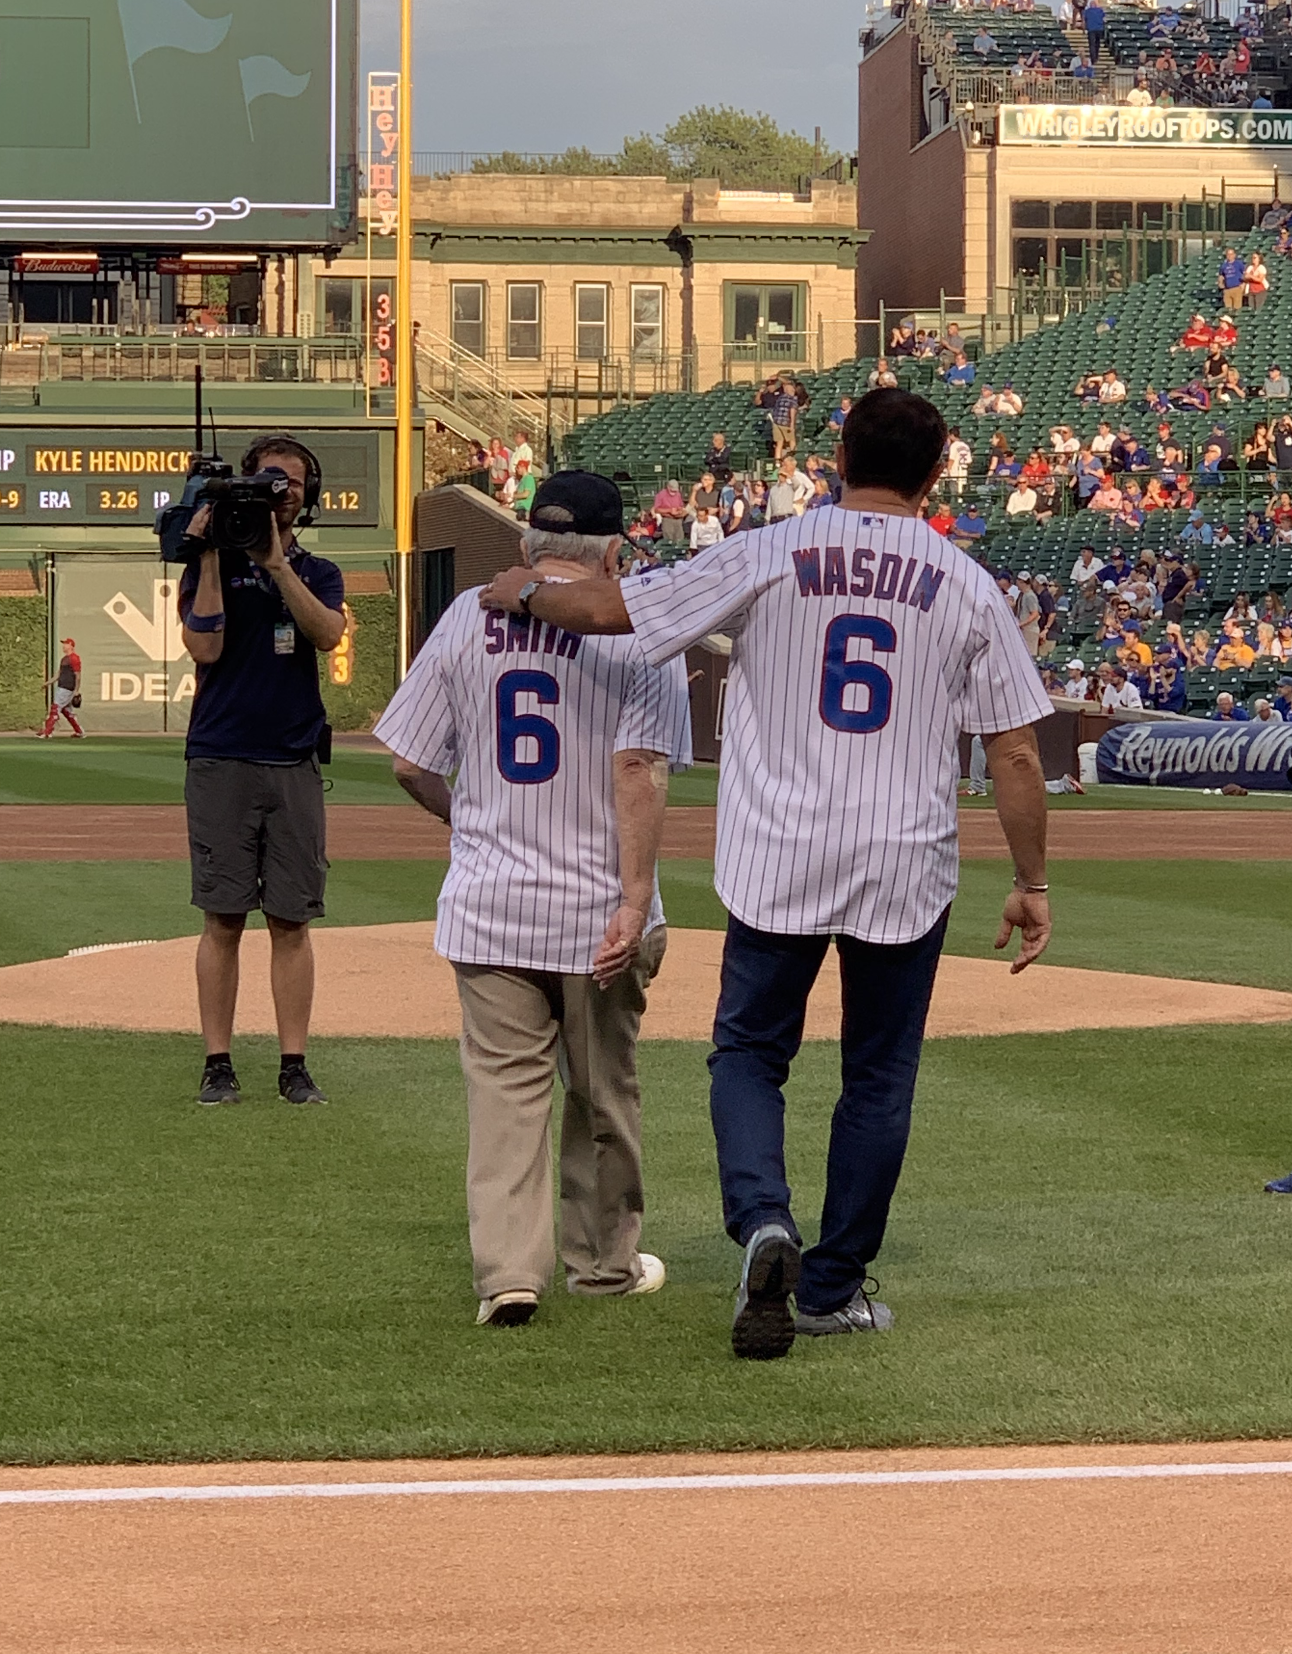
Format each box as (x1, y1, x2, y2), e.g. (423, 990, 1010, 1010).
(1000, 105, 1292, 147)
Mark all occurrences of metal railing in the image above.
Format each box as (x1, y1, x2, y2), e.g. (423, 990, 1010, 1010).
(0, 335, 365, 387)
(411, 150, 620, 176)
(414, 327, 571, 449)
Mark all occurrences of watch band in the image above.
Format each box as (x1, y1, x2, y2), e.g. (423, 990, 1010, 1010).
(517, 578, 545, 616)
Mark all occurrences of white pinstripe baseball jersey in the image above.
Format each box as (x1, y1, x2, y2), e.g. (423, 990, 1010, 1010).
(373, 587, 692, 973)
(620, 507, 1053, 944)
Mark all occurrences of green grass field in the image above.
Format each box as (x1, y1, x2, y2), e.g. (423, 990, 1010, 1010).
(4, 857, 1292, 993)
(10, 736, 1292, 811)
(3, 1021, 1291, 1465)
(0, 738, 722, 808)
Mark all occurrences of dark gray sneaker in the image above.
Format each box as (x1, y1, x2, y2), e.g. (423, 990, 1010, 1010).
(279, 1063, 327, 1105)
(197, 1061, 241, 1106)
(795, 1283, 894, 1337)
(731, 1223, 801, 1360)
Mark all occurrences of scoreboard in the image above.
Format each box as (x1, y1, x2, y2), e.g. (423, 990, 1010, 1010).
(0, 431, 381, 528)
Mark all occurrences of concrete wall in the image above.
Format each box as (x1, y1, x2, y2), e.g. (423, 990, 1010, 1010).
(856, 27, 967, 316)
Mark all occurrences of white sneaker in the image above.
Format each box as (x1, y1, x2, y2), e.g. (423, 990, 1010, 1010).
(476, 1289, 538, 1327)
(627, 1252, 666, 1295)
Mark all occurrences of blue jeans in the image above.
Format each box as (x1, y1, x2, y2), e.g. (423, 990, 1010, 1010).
(707, 911, 949, 1315)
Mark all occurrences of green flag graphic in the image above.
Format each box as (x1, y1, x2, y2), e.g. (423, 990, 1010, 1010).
(238, 54, 312, 141)
(117, 0, 233, 121)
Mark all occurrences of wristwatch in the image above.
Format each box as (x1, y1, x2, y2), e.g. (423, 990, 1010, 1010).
(516, 578, 545, 616)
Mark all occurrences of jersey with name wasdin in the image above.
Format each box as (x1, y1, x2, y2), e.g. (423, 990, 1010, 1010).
(620, 507, 1052, 944)
(373, 587, 692, 973)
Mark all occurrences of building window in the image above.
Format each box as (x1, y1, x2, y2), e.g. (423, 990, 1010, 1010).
(724, 283, 806, 360)
(575, 283, 609, 360)
(1011, 200, 1050, 229)
(451, 282, 485, 357)
(507, 283, 541, 359)
(630, 284, 664, 358)
(319, 278, 358, 335)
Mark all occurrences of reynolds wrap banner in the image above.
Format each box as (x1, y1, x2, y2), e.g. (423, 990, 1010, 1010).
(1097, 720, 1292, 790)
(1000, 105, 1292, 148)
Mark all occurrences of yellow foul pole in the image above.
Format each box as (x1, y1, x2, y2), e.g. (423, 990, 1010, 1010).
(394, 0, 415, 678)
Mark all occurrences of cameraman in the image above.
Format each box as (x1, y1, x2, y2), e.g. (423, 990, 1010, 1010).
(178, 434, 346, 1107)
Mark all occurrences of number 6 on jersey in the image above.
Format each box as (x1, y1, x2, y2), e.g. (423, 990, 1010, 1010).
(496, 669, 561, 783)
(818, 614, 896, 733)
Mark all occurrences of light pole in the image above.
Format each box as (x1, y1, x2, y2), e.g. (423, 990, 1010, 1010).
(395, 0, 415, 678)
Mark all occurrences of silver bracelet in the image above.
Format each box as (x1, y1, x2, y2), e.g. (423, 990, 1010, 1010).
(1014, 879, 1049, 893)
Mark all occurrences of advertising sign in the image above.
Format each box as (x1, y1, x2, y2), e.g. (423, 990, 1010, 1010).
(0, 429, 380, 528)
(1097, 719, 1292, 790)
(1000, 104, 1292, 148)
(52, 556, 193, 733)
(366, 71, 400, 408)
(0, 0, 358, 246)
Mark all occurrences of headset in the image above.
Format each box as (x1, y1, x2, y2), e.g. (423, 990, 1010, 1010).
(240, 432, 323, 528)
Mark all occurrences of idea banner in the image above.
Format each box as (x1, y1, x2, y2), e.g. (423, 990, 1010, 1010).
(51, 555, 194, 733)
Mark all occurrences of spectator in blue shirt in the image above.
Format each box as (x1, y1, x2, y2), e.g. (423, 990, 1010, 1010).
(1084, 1, 1106, 60)
(1148, 654, 1188, 712)
(1096, 546, 1131, 583)
(1219, 247, 1247, 311)
(1075, 447, 1106, 505)
(1275, 677, 1292, 720)
(952, 504, 987, 547)
(942, 351, 976, 387)
(1072, 54, 1095, 81)
(1211, 692, 1250, 721)
(1180, 510, 1214, 547)
(827, 395, 854, 435)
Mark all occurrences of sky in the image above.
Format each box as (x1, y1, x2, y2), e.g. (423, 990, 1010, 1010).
(359, 0, 861, 159)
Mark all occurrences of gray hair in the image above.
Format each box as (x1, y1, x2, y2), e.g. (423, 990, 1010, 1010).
(522, 526, 620, 568)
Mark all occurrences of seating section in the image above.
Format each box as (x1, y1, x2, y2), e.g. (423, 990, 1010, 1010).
(1104, 9, 1239, 69)
(934, 9, 1072, 67)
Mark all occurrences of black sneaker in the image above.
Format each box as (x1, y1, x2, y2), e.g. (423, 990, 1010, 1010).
(279, 1063, 327, 1105)
(197, 1060, 241, 1106)
(731, 1223, 801, 1361)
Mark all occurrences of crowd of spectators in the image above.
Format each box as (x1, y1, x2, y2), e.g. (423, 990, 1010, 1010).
(470, 428, 543, 521)
(622, 432, 846, 569)
(935, 0, 1281, 111)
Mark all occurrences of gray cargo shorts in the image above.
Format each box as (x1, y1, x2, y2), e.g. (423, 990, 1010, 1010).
(185, 756, 327, 923)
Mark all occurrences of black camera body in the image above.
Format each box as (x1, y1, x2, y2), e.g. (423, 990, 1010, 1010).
(157, 462, 291, 563)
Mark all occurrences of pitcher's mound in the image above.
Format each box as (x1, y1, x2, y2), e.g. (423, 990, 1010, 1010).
(2, 924, 1290, 1040)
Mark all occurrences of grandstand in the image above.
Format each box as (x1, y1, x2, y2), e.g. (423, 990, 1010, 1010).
(564, 221, 1292, 711)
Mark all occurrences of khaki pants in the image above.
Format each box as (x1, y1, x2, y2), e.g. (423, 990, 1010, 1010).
(1222, 285, 1245, 310)
(454, 929, 667, 1301)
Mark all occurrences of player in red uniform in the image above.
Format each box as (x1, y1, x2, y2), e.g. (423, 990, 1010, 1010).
(39, 637, 85, 738)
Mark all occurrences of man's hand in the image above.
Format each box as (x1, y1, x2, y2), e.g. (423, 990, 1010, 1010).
(479, 566, 533, 614)
(249, 513, 288, 579)
(592, 904, 647, 989)
(187, 504, 213, 543)
(994, 890, 1051, 974)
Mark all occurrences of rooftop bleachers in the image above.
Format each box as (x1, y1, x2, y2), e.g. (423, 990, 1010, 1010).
(932, 8, 1071, 67)
(1104, 7, 1239, 69)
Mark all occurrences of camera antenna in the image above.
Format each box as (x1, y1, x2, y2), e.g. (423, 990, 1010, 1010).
(208, 407, 221, 463)
(193, 365, 204, 454)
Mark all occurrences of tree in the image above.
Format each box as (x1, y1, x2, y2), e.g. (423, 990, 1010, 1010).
(466, 109, 841, 190)
(656, 107, 836, 189)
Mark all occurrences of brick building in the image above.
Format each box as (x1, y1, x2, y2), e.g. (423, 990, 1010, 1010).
(309, 171, 864, 401)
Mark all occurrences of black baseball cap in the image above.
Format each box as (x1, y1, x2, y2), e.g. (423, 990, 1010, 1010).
(529, 470, 625, 536)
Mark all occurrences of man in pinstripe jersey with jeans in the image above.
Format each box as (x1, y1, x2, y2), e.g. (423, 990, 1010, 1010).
(484, 391, 1053, 1360)
(375, 473, 691, 1331)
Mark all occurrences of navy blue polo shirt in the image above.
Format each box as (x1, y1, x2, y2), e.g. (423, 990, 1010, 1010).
(179, 543, 345, 762)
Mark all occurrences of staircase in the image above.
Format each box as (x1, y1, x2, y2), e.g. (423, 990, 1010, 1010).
(414, 329, 569, 457)
(1063, 24, 1121, 96)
